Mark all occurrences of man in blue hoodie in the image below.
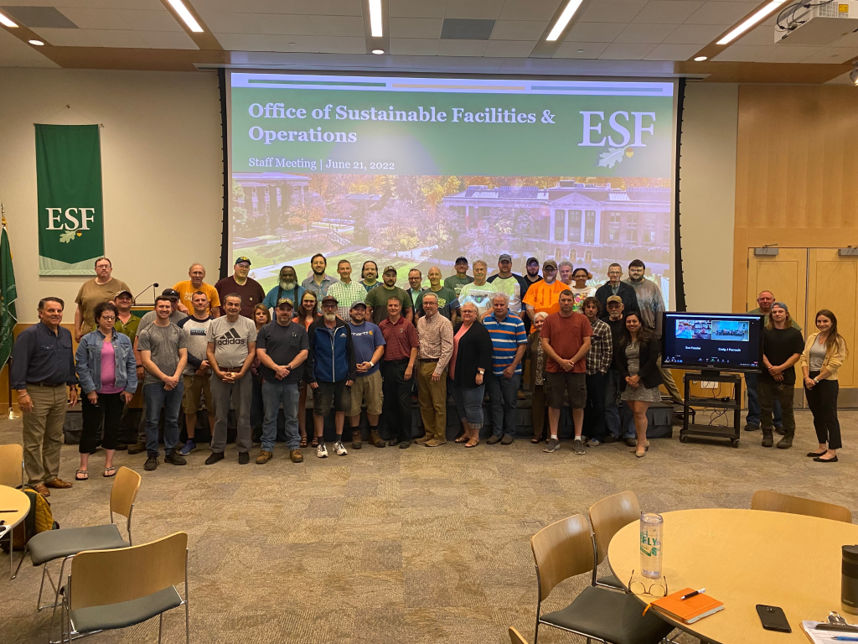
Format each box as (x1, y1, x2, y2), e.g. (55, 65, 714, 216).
(306, 295, 357, 458)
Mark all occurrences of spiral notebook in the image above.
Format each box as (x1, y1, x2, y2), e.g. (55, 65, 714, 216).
(650, 589, 724, 624)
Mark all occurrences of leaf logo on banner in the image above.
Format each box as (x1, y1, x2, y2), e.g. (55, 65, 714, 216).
(59, 229, 77, 244)
(598, 146, 633, 169)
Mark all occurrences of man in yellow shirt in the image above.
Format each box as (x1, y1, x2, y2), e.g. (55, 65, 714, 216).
(173, 263, 220, 318)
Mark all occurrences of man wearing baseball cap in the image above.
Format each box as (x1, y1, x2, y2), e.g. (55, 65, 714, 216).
(522, 259, 566, 321)
(444, 256, 474, 298)
(346, 301, 387, 449)
(365, 266, 413, 326)
(214, 256, 265, 319)
(255, 297, 309, 464)
(487, 253, 529, 321)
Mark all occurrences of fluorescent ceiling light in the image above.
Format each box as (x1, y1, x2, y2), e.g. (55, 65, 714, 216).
(369, 0, 382, 38)
(716, 0, 786, 45)
(166, 0, 203, 33)
(546, 0, 585, 42)
(0, 11, 18, 27)
(694, 56, 708, 61)
(28, 39, 44, 45)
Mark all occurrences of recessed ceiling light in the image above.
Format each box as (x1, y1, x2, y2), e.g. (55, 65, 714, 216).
(371, 48, 384, 55)
(0, 11, 18, 27)
(28, 39, 44, 46)
(577, 48, 584, 53)
(369, 0, 383, 38)
(546, 0, 585, 41)
(694, 56, 708, 61)
(166, 0, 203, 33)
(716, 0, 786, 45)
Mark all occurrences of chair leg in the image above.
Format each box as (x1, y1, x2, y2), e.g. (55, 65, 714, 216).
(185, 600, 190, 644)
(12, 541, 27, 579)
(158, 613, 163, 644)
(533, 620, 539, 644)
(37, 565, 49, 609)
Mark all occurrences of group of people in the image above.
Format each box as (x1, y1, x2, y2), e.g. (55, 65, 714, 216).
(10, 255, 847, 496)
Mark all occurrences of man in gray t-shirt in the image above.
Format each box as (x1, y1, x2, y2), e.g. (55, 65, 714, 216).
(137, 297, 188, 470)
(137, 288, 187, 335)
(205, 293, 258, 464)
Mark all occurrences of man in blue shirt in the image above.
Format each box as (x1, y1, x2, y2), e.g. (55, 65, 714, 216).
(345, 302, 387, 449)
(483, 292, 527, 445)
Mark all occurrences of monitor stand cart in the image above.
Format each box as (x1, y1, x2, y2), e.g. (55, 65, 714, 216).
(680, 371, 742, 447)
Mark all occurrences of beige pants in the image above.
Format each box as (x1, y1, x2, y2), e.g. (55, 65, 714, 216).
(23, 386, 69, 485)
(418, 362, 447, 440)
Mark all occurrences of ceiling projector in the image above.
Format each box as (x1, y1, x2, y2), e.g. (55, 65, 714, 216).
(774, 0, 858, 44)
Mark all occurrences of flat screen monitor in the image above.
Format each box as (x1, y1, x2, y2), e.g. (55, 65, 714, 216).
(661, 312, 764, 373)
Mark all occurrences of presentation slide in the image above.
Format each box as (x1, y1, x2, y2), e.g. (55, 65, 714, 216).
(663, 314, 762, 370)
(227, 73, 676, 305)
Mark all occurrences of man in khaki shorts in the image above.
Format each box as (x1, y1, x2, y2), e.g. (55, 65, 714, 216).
(346, 301, 387, 449)
(176, 291, 216, 455)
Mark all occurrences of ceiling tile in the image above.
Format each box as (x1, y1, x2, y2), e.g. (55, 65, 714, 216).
(566, 21, 626, 42)
(644, 42, 699, 58)
(31, 26, 99, 45)
(54, 7, 127, 29)
(112, 9, 182, 31)
(578, 0, 647, 23)
(90, 28, 151, 47)
(389, 37, 440, 54)
(829, 31, 858, 48)
(257, 14, 314, 34)
(614, 22, 675, 43)
(136, 29, 198, 48)
(389, 0, 446, 18)
(444, 0, 505, 20)
(213, 33, 273, 50)
(389, 17, 444, 38)
(438, 38, 489, 55)
(802, 47, 856, 64)
(732, 23, 776, 45)
(484, 38, 536, 55)
(305, 0, 362, 16)
(663, 23, 725, 44)
(632, 1, 704, 23)
(305, 35, 366, 52)
(193, 0, 310, 14)
(498, 0, 563, 21)
(553, 40, 610, 57)
(490, 19, 548, 39)
(684, 1, 758, 24)
(598, 41, 657, 57)
(755, 44, 823, 62)
(711, 43, 770, 60)
(307, 14, 365, 36)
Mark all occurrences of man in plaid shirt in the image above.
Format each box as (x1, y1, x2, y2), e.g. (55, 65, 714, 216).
(582, 297, 613, 447)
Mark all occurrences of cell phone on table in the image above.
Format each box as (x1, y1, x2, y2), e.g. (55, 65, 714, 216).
(756, 605, 791, 633)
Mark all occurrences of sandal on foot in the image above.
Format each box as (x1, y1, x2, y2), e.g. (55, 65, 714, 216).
(465, 440, 480, 448)
(300, 437, 308, 448)
(311, 437, 319, 448)
(454, 434, 468, 443)
(75, 469, 89, 481)
(531, 436, 540, 444)
(103, 466, 116, 478)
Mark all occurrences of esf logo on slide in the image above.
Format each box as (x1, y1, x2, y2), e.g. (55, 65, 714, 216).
(578, 111, 656, 148)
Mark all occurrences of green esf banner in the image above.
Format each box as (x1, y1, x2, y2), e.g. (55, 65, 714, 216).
(35, 124, 105, 276)
(231, 88, 674, 178)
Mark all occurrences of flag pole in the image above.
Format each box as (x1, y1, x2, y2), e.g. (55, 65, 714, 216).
(1, 204, 16, 420)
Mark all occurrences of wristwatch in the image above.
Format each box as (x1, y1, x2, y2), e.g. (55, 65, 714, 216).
(369, 361, 374, 368)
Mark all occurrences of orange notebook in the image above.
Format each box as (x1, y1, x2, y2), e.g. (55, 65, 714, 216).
(650, 588, 724, 624)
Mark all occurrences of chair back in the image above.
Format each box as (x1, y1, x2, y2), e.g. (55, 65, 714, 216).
(508, 626, 529, 644)
(589, 491, 640, 564)
(530, 514, 593, 601)
(109, 467, 141, 542)
(751, 490, 852, 523)
(0, 444, 24, 488)
(69, 532, 187, 611)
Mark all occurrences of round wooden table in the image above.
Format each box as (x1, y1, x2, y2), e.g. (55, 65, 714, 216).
(608, 508, 858, 644)
(0, 485, 30, 579)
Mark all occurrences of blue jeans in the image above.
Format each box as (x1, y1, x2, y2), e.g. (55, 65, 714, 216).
(261, 379, 300, 452)
(451, 381, 485, 428)
(604, 369, 635, 439)
(486, 372, 521, 438)
(144, 380, 184, 457)
(745, 372, 782, 428)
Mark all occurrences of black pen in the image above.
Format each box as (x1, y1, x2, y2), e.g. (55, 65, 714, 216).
(681, 588, 706, 600)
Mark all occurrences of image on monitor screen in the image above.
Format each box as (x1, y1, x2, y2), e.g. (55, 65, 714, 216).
(662, 313, 763, 372)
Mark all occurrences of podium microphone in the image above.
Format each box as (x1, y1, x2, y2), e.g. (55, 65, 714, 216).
(133, 282, 159, 304)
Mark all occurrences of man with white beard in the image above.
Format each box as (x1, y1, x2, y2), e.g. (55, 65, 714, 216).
(263, 265, 305, 311)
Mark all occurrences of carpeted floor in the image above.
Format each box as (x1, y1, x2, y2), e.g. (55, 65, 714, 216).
(2, 410, 856, 644)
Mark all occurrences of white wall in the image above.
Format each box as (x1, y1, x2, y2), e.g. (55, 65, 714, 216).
(0, 68, 222, 323)
(679, 82, 738, 313)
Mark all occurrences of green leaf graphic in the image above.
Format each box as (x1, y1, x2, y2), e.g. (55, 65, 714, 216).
(598, 147, 626, 169)
(59, 229, 76, 244)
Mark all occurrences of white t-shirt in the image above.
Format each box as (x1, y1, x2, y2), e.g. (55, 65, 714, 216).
(570, 286, 596, 312)
(206, 315, 257, 369)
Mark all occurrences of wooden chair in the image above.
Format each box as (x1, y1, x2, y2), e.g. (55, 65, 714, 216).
(61, 532, 189, 644)
(26, 466, 142, 622)
(589, 491, 640, 589)
(530, 514, 673, 644)
(751, 490, 852, 524)
(509, 626, 529, 644)
(0, 443, 24, 488)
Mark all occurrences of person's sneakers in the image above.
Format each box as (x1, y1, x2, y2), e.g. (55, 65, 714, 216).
(544, 438, 560, 453)
(775, 427, 786, 436)
(743, 423, 760, 432)
(238, 452, 250, 465)
(256, 450, 273, 464)
(399, 440, 411, 449)
(501, 435, 514, 445)
(415, 434, 433, 444)
(624, 437, 637, 447)
(290, 449, 304, 463)
(127, 441, 147, 455)
(178, 440, 197, 456)
(425, 438, 447, 447)
(144, 455, 158, 471)
(370, 430, 386, 448)
(351, 430, 362, 450)
(388, 437, 401, 447)
(776, 435, 793, 449)
(486, 435, 503, 445)
(604, 435, 620, 444)
(317, 443, 328, 458)
(761, 431, 774, 448)
(573, 438, 586, 455)
(335, 441, 348, 456)
(204, 451, 225, 465)
(587, 438, 601, 447)
(165, 452, 187, 466)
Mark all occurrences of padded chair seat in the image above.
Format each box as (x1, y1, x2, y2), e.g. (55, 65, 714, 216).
(28, 524, 127, 566)
(541, 586, 673, 644)
(70, 586, 183, 634)
(597, 573, 624, 589)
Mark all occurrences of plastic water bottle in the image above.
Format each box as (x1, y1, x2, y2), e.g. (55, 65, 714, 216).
(640, 512, 664, 579)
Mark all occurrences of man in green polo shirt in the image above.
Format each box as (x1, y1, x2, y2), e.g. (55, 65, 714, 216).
(365, 266, 413, 325)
